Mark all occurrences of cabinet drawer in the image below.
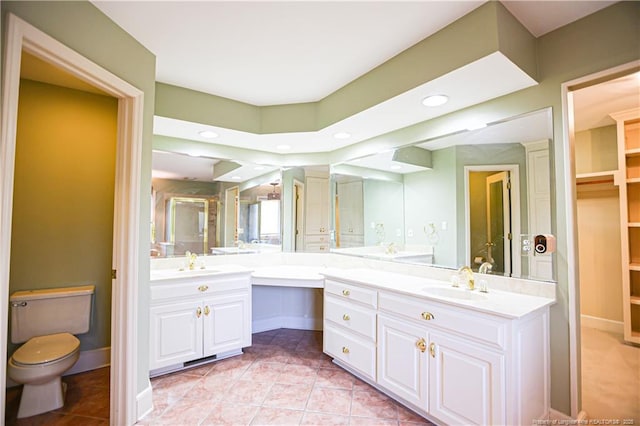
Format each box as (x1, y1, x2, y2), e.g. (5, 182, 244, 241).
(151, 276, 249, 302)
(325, 280, 377, 308)
(325, 295, 376, 339)
(379, 291, 506, 349)
(324, 323, 376, 381)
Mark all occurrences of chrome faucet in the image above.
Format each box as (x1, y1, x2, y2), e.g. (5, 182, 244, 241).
(457, 265, 475, 290)
(385, 242, 398, 255)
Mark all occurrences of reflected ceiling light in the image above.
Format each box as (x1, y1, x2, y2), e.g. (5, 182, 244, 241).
(199, 130, 218, 139)
(231, 176, 242, 180)
(333, 132, 351, 139)
(422, 94, 448, 107)
(390, 165, 402, 170)
(187, 152, 200, 157)
(276, 144, 291, 151)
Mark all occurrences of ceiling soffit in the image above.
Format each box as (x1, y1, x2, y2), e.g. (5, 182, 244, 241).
(154, 1, 537, 136)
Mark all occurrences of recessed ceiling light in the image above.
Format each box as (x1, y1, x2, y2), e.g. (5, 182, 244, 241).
(199, 130, 218, 139)
(422, 94, 449, 107)
(390, 165, 402, 170)
(231, 176, 242, 180)
(276, 144, 291, 151)
(333, 132, 351, 139)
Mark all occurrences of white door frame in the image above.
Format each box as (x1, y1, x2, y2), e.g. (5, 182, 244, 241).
(292, 179, 304, 251)
(485, 171, 512, 275)
(560, 59, 640, 418)
(464, 165, 521, 277)
(0, 14, 144, 425)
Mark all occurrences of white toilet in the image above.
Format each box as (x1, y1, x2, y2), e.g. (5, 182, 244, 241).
(7, 285, 95, 418)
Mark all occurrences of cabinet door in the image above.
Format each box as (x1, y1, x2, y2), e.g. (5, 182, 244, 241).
(377, 314, 429, 410)
(150, 301, 203, 370)
(305, 177, 329, 235)
(203, 292, 250, 356)
(428, 332, 505, 426)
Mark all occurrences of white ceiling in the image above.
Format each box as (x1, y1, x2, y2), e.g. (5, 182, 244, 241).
(88, 0, 631, 179)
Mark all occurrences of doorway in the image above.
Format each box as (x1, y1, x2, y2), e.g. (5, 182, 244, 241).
(0, 15, 144, 424)
(464, 165, 521, 276)
(563, 61, 640, 419)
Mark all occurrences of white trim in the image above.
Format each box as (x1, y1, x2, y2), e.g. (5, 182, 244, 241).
(464, 165, 521, 277)
(580, 315, 624, 335)
(0, 14, 144, 425)
(561, 59, 640, 419)
(136, 383, 154, 422)
(252, 316, 322, 334)
(66, 347, 111, 376)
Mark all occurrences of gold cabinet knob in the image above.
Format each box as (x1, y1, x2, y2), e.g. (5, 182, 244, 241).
(342, 289, 350, 296)
(421, 312, 434, 321)
(429, 342, 436, 358)
(342, 314, 350, 321)
(416, 338, 427, 353)
(198, 285, 209, 292)
(196, 307, 202, 318)
(342, 346, 350, 354)
(204, 305, 210, 316)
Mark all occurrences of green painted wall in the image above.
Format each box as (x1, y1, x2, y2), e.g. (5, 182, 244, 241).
(2, 0, 156, 398)
(363, 179, 404, 246)
(9, 79, 117, 356)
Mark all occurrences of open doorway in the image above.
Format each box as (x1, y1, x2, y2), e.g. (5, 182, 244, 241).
(0, 15, 144, 424)
(564, 62, 640, 420)
(465, 165, 521, 276)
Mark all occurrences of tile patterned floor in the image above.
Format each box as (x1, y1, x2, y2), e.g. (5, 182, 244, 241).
(140, 329, 433, 425)
(5, 366, 110, 425)
(4, 329, 434, 425)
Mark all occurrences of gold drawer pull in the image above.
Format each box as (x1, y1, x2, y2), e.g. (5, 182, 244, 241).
(342, 289, 350, 296)
(198, 285, 209, 292)
(416, 338, 426, 353)
(204, 305, 210, 316)
(429, 342, 436, 358)
(342, 314, 350, 321)
(421, 312, 434, 321)
(342, 346, 350, 354)
(196, 307, 202, 318)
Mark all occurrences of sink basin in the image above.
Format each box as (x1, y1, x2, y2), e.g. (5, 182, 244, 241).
(421, 286, 487, 301)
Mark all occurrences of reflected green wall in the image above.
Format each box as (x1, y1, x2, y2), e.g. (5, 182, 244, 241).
(9, 79, 117, 356)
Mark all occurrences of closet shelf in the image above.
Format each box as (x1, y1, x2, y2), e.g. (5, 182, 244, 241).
(575, 171, 616, 185)
(627, 177, 640, 184)
(628, 222, 640, 228)
(626, 148, 640, 157)
(631, 296, 640, 306)
(631, 263, 640, 271)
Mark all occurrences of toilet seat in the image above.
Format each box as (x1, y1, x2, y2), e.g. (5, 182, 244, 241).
(12, 333, 79, 365)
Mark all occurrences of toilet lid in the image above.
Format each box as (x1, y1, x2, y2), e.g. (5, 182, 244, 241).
(12, 333, 80, 365)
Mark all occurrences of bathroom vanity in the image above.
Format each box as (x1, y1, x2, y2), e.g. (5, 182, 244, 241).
(149, 253, 554, 424)
(148, 266, 252, 376)
(322, 268, 552, 426)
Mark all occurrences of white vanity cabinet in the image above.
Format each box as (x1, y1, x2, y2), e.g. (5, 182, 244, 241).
(323, 280, 377, 381)
(149, 271, 251, 372)
(323, 274, 551, 426)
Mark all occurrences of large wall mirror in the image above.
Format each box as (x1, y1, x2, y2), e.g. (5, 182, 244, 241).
(151, 150, 283, 257)
(327, 108, 554, 282)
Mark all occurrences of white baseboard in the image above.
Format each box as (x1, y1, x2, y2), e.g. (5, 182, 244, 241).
(252, 316, 322, 333)
(6, 346, 111, 388)
(136, 381, 154, 421)
(580, 314, 624, 334)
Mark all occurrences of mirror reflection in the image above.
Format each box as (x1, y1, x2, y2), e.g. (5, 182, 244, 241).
(150, 108, 554, 282)
(151, 151, 282, 257)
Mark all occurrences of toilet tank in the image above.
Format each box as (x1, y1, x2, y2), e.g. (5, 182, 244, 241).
(10, 285, 95, 343)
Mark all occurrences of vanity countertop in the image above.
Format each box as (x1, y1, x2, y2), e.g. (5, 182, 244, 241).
(251, 265, 327, 288)
(322, 268, 555, 319)
(150, 264, 252, 282)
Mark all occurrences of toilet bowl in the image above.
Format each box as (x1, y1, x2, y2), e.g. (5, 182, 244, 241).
(8, 333, 80, 419)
